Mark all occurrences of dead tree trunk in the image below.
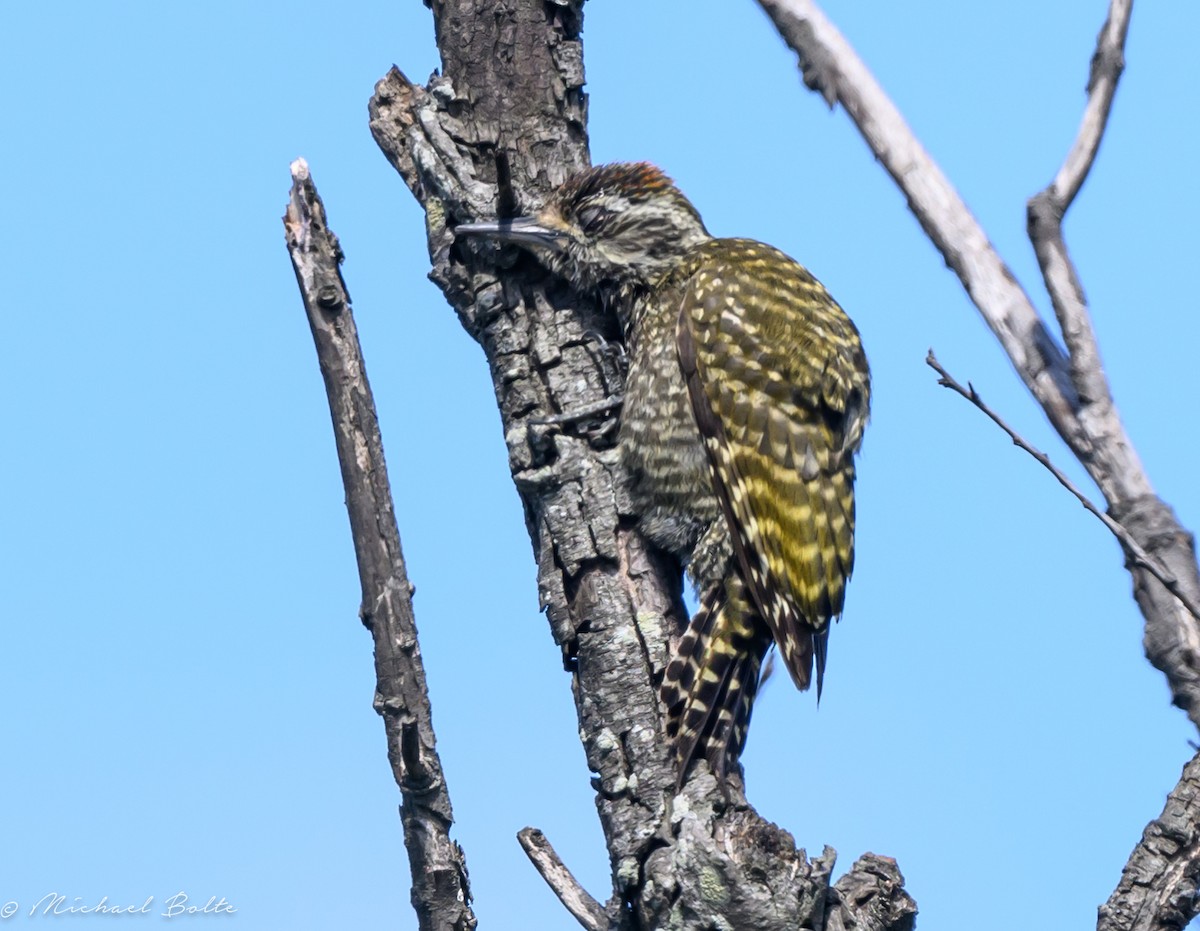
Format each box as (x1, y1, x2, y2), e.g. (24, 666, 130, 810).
(364, 2, 915, 928)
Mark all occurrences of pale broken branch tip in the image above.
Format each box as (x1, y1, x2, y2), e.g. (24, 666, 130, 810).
(517, 827, 606, 931)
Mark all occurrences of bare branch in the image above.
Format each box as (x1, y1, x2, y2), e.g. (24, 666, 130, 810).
(757, 0, 1200, 730)
(1098, 749, 1200, 931)
(756, 0, 1086, 474)
(1048, 0, 1133, 212)
(1028, 0, 1133, 425)
(753, 0, 1154, 505)
(283, 158, 476, 931)
(926, 351, 1200, 626)
(517, 828, 606, 931)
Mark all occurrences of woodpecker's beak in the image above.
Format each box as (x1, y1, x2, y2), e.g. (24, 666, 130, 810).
(455, 215, 568, 251)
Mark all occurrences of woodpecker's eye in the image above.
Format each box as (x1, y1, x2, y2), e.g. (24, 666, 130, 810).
(577, 205, 608, 234)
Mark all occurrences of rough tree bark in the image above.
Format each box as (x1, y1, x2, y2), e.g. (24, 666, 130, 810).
(1099, 749, 1200, 931)
(753, 0, 1200, 927)
(364, 2, 915, 929)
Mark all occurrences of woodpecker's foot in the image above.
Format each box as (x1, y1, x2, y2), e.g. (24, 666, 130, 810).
(580, 327, 628, 393)
(529, 394, 623, 428)
(529, 395, 623, 449)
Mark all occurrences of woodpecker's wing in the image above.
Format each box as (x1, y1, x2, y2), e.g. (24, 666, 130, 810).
(676, 239, 869, 694)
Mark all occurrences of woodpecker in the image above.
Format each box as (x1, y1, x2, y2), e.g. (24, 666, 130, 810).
(457, 163, 870, 784)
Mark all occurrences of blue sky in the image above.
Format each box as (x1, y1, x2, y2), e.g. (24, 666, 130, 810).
(2, 1, 1197, 928)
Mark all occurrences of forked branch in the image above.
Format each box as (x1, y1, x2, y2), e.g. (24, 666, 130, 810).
(756, 1, 1200, 925)
(1027, 0, 1134, 440)
(756, 0, 1200, 729)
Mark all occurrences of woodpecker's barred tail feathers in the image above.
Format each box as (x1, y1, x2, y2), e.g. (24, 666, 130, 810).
(661, 576, 768, 785)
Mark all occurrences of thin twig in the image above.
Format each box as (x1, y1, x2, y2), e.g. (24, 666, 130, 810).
(517, 827, 606, 931)
(284, 158, 477, 931)
(1028, 0, 1134, 412)
(926, 351, 1200, 626)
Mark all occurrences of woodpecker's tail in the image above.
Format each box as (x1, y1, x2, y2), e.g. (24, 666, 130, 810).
(661, 575, 774, 786)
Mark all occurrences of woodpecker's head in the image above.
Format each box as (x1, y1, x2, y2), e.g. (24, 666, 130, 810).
(457, 162, 710, 295)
